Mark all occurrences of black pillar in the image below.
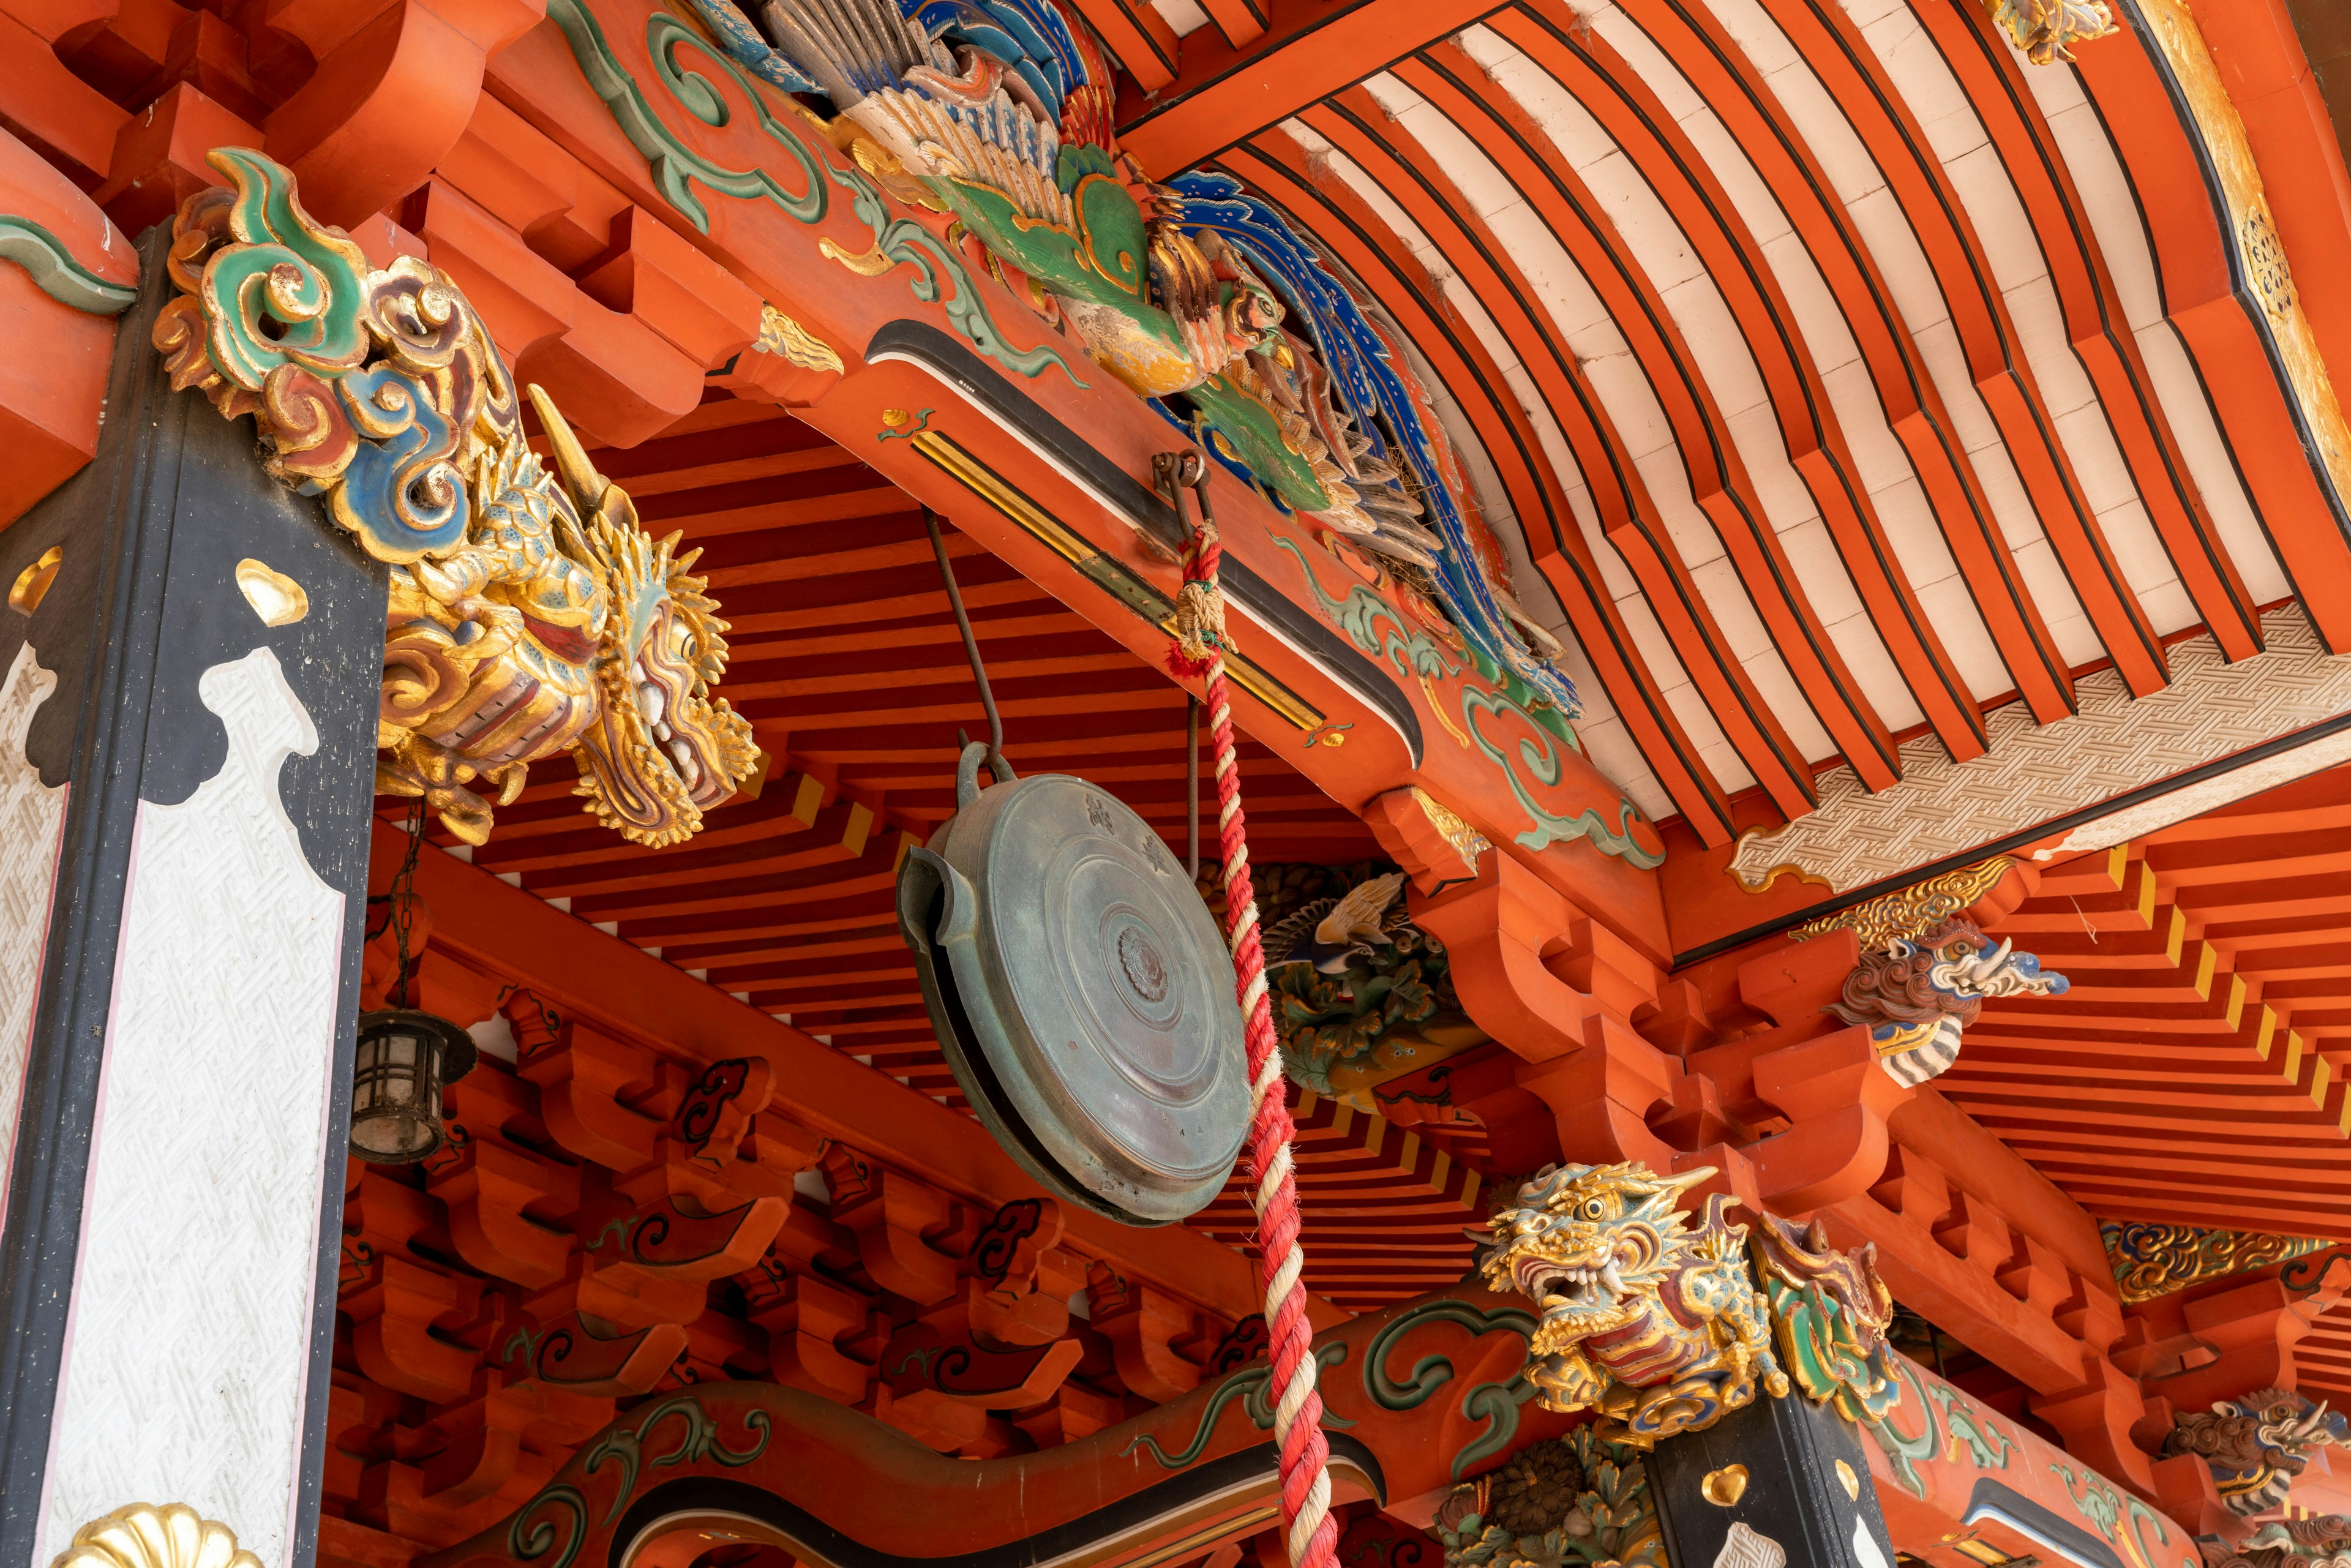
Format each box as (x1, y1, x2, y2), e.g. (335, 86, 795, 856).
(1652, 1391, 1902, 1567)
(0, 226, 385, 1568)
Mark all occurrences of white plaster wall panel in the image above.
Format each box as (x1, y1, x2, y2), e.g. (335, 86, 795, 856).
(1368, 179, 1678, 816)
(1363, 53, 1852, 752)
(37, 648, 345, 1568)
(0, 643, 65, 1241)
(2020, 54, 2290, 604)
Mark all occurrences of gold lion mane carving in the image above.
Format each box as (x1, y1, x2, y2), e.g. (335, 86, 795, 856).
(1479, 1162, 1788, 1446)
(152, 147, 758, 847)
(48, 1504, 259, 1568)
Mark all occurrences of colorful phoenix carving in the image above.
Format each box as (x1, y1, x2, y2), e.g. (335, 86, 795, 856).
(1826, 917, 2068, 1087)
(687, 0, 1580, 717)
(1749, 1212, 1902, 1427)
(1479, 1163, 1787, 1446)
(2162, 1387, 2350, 1517)
(151, 148, 758, 846)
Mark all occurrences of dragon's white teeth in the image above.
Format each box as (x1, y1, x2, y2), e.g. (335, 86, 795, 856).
(638, 681, 666, 730)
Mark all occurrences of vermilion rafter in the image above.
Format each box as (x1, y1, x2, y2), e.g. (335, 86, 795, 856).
(1487, 11, 1995, 760)
(1306, 91, 1840, 809)
(1111, 0, 1511, 173)
(1219, 133, 1744, 839)
(1611, 0, 2076, 723)
(1930, 0, 2265, 659)
(1377, 58, 1910, 789)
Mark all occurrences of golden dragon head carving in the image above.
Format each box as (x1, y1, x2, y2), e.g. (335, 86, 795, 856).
(153, 148, 759, 846)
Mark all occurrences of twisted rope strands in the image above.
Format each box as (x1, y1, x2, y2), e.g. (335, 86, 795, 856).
(1169, 516, 1336, 1568)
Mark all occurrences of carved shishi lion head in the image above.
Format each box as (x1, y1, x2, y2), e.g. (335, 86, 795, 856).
(1480, 1162, 1712, 1351)
(2164, 1386, 2351, 1518)
(1828, 917, 2067, 1087)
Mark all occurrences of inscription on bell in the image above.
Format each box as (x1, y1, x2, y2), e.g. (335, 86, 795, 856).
(1087, 795, 1114, 833)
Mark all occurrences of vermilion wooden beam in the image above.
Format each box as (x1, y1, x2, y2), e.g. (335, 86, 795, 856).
(379, 823, 1338, 1328)
(1112, 0, 1510, 174)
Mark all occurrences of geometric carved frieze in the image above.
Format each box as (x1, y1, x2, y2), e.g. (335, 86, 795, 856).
(1732, 610, 2351, 893)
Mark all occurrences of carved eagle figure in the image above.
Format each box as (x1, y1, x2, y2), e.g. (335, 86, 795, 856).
(1265, 872, 1409, 976)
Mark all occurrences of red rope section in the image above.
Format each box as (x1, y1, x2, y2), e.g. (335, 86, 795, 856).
(1168, 516, 1337, 1568)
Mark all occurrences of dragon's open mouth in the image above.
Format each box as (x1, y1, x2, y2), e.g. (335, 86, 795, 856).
(1515, 1255, 1625, 1312)
(633, 652, 703, 792)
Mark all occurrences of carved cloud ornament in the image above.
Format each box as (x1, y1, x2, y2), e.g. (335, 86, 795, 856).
(151, 148, 758, 847)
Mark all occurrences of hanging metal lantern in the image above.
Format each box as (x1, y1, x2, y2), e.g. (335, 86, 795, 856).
(898, 745, 1249, 1226)
(349, 1008, 477, 1164)
(351, 804, 476, 1165)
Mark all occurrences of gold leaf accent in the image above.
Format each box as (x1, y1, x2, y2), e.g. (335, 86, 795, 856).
(48, 1503, 260, 1568)
(1703, 1465, 1750, 1506)
(753, 304, 843, 373)
(819, 236, 896, 277)
(1790, 857, 2014, 950)
(1835, 1458, 1859, 1501)
(9, 546, 62, 616)
(1413, 787, 1490, 873)
(234, 558, 309, 626)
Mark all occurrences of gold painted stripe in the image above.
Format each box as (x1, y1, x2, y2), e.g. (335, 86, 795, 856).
(912, 431, 1324, 732)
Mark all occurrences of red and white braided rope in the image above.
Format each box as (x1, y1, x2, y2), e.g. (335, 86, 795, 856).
(1169, 519, 1337, 1568)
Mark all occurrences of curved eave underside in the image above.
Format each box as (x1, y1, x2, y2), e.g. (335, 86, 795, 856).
(1114, 0, 2351, 850)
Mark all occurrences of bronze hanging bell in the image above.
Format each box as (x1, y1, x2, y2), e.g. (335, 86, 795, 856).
(897, 743, 1248, 1226)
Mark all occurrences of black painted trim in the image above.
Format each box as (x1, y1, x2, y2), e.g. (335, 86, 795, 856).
(1670, 704, 2351, 969)
(610, 1436, 1385, 1568)
(1960, 1478, 2129, 1568)
(864, 319, 1426, 763)
(0, 225, 385, 1566)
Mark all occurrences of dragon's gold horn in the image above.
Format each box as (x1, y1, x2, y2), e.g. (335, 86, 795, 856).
(527, 383, 606, 507)
(1660, 1165, 1717, 1194)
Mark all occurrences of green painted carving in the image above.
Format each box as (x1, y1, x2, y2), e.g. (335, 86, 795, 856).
(1433, 1427, 1667, 1568)
(1460, 684, 1661, 868)
(2050, 1458, 2124, 1543)
(1273, 535, 1663, 869)
(827, 156, 1086, 385)
(581, 1393, 771, 1523)
(1862, 1356, 1940, 1499)
(544, 0, 1081, 388)
(0, 216, 135, 315)
(1362, 1297, 1540, 1480)
(1924, 1382, 2015, 1471)
(506, 1484, 590, 1568)
(194, 148, 373, 388)
(1122, 1341, 1352, 1468)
